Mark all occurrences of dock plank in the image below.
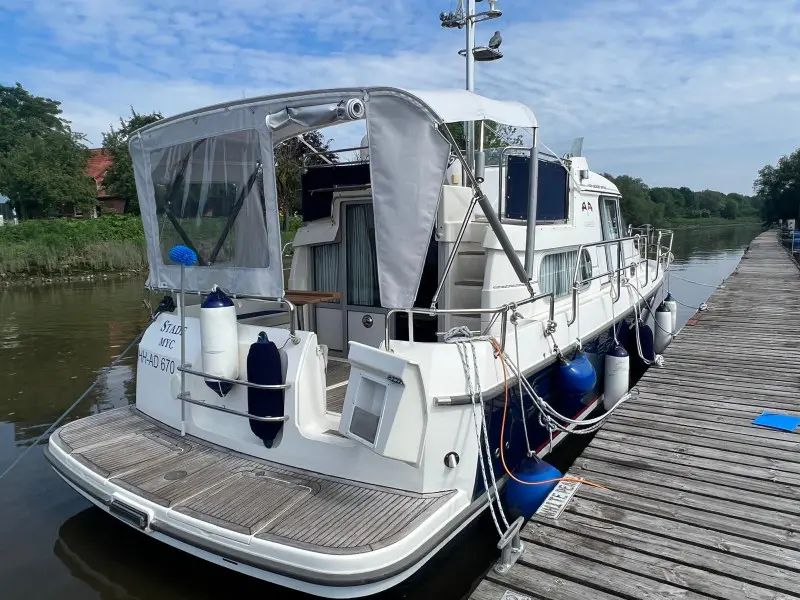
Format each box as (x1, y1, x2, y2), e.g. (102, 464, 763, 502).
(471, 231, 800, 600)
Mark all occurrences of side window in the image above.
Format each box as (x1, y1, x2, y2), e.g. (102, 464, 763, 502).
(579, 249, 592, 285)
(540, 250, 593, 298)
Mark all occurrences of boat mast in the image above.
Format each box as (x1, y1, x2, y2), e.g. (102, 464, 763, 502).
(465, 0, 476, 170)
(440, 1, 503, 171)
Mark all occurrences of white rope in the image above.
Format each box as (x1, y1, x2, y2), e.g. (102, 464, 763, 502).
(500, 348, 636, 432)
(671, 272, 724, 289)
(511, 310, 534, 458)
(445, 327, 510, 536)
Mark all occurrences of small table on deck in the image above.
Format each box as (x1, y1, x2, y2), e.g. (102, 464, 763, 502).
(283, 290, 343, 331)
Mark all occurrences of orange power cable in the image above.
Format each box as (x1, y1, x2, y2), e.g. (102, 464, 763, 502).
(490, 339, 607, 490)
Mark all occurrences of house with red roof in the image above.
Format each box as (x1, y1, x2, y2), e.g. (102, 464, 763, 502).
(85, 149, 125, 214)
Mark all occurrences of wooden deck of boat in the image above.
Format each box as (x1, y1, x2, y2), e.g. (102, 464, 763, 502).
(471, 230, 800, 600)
(53, 406, 456, 554)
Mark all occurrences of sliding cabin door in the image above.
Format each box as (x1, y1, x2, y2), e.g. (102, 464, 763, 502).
(312, 243, 344, 353)
(311, 201, 384, 356)
(343, 203, 385, 350)
(599, 196, 623, 280)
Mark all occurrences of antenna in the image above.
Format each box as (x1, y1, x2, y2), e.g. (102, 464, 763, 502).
(441, 0, 503, 169)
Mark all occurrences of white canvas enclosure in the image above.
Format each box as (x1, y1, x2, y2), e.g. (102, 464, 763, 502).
(129, 87, 537, 306)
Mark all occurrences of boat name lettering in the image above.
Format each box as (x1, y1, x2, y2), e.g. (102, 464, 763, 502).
(138, 350, 175, 374)
(158, 337, 176, 350)
(160, 320, 185, 335)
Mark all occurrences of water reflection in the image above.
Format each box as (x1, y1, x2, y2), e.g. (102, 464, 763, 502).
(0, 223, 764, 600)
(0, 280, 148, 447)
(665, 223, 763, 329)
(670, 223, 762, 262)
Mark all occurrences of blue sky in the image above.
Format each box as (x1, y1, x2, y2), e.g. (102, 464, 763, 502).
(2, 0, 800, 194)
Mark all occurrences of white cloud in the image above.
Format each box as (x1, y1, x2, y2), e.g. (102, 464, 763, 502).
(4, 0, 800, 193)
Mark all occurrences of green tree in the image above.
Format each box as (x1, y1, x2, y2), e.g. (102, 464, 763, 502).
(649, 187, 682, 219)
(754, 149, 800, 224)
(274, 131, 336, 230)
(695, 190, 727, 216)
(101, 108, 164, 214)
(444, 121, 524, 150)
(678, 187, 696, 212)
(0, 83, 95, 218)
(604, 174, 653, 225)
(721, 198, 738, 219)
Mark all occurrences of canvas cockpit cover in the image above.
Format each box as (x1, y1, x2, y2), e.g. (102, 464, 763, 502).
(130, 103, 282, 298)
(129, 87, 534, 307)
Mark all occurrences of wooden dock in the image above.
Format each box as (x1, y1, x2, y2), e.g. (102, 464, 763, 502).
(471, 230, 800, 600)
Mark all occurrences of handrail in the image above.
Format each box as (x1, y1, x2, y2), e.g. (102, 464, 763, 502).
(147, 289, 299, 338)
(567, 235, 641, 326)
(178, 365, 291, 390)
(301, 145, 368, 167)
(651, 229, 674, 282)
(177, 393, 289, 422)
(385, 292, 555, 352)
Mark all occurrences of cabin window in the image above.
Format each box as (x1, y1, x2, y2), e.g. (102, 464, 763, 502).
(600, 196, 622, 240)
(505, 155, 569, 221)
(312, 243, 340, 304)
(600, 196, 623, 275)
(539, 250, 592, 298)
(345, 204, 380, 307)
(150, 129, 270, 269)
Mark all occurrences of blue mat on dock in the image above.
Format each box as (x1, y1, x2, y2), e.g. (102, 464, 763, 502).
(752, 412, 800, 432)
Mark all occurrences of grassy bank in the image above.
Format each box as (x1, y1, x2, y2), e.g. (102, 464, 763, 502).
(663, 216, 762, 229)
(0, 214, 303, 280)
(0, 216, 147, 278)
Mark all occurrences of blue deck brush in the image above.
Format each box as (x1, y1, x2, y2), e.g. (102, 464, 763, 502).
(168, 245, 198, 267)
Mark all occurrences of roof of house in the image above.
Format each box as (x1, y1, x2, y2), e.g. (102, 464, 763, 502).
(85, 149, 114, 198)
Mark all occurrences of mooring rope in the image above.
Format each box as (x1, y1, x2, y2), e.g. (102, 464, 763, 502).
(445, 326, 510, 537)
(670, 272, 724, 289)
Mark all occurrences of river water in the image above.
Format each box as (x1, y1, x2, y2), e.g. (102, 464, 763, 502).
(0, 223, 763, 600)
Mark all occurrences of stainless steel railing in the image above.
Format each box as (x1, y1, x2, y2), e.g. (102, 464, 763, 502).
(176, 393, 289, 423)
(178, 365, 291, 391)
(162, 281, 299, 436)
(567, 235, 640, 326)
(567, 229, 674, 326)
(651, 229, 674, 282)
(148, 287, 299, 338)
(385, 292, 555, 352)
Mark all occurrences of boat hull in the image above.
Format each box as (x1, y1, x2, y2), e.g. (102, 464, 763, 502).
(45, 286, 662, 598)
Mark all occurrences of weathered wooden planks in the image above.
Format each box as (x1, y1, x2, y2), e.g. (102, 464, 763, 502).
(472, 231, 800, 600)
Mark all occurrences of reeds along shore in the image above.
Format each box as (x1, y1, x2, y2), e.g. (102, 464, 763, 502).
(0, 216, 147, 279)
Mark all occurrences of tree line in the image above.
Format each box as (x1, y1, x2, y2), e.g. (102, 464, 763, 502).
(0, 82, 793, 227)
(603, 175, 762, 227)
(0, 83, 333, 222)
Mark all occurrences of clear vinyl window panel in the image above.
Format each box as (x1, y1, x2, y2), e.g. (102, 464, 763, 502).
(345, 204, 380, 307)
(539, 250, 592, 298)
(149, 129, 270, 268)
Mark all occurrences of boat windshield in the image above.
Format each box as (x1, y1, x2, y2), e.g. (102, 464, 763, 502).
(149, 129, 271, 269)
